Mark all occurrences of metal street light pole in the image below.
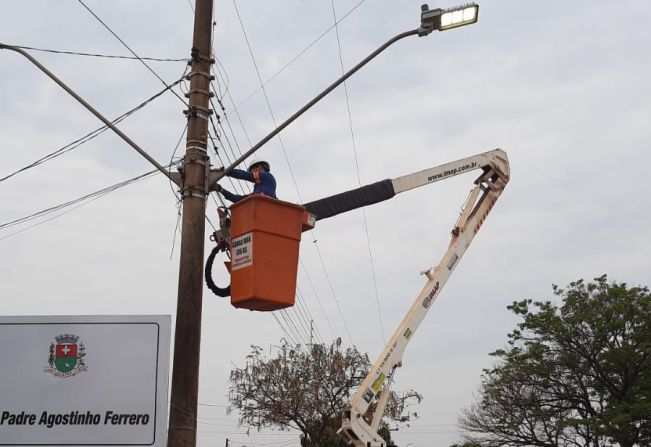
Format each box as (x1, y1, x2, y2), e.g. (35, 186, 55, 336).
(0, 43, 178, 184)
(210, 29, 415, 183)
(210, 3, 479, 186)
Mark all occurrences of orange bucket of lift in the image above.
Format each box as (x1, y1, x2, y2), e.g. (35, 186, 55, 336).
(229, 195, 307, 311)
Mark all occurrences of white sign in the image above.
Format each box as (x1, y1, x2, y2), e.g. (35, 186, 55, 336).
(0, 315, 171, 446)
(231, 232, 253, 271)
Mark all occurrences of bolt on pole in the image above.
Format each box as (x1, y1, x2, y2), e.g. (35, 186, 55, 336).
(167, 0, 214, 446)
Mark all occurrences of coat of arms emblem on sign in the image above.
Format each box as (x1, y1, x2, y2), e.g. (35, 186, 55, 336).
(44, 334, 87, 377)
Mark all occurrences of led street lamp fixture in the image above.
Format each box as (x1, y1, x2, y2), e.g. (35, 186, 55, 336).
(419, 3, 479, 36)
(439, 3, 479, 30)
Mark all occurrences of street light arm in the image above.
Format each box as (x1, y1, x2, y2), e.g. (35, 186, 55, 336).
(210, 28, 420, 187)
(0, 43, 178, 185)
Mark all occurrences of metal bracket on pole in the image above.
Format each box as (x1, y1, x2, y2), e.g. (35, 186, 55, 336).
(185, 70, 214, 81)
(170, 172, 182, 187)
(190, 47, 214, 64)
(185, 144, 209, 155)
(185, 87, 214, 98)
(181, 190, 208, 200)
(195, 105, 213, 116)
(184, 106, 212, 120)
(208, 169, 224, 192)
(0, 42, 180, 187)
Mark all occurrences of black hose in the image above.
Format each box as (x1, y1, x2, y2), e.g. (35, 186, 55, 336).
(205, 245, 230, 297)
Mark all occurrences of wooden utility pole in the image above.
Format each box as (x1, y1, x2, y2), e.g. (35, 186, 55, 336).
(167, 0, 213, 446)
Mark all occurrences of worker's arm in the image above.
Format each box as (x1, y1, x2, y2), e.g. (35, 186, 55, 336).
(216, 184, 245, 204)
(228, 169, 275, 186)
(227, 169, 277, 198)
(226, 168, 256, 183)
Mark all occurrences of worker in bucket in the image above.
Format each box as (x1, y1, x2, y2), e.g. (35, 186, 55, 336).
(215, 159, 277, 203)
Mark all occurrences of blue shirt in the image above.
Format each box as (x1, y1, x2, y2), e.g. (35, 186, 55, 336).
(220, 168, 277, 203)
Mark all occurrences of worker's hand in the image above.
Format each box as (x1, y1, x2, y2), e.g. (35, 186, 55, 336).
(214, 183, 223, 193)
(214, 166, 225, 173)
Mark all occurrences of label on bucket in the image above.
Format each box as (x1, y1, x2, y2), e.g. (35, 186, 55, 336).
(231, 232, 253, 271)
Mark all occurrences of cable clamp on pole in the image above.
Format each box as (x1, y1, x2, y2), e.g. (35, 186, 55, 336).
(191, 105, 212, 114)
(181, 189, 208, 200)
(184, 88, 214, 98)
(183, 105, 212, 120)
(185, 143, 208, 155)
(185, 70, 214, 81)
(190, 47, 215, 64)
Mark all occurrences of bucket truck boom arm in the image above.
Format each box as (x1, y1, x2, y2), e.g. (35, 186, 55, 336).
(334, 149, 510, 447)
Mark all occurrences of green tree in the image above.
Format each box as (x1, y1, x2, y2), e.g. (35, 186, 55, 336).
(229, 339, 421, 446)
(459, 275, 650, 447)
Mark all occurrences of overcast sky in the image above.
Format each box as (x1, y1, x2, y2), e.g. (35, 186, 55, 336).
(1, 1, 650, 446)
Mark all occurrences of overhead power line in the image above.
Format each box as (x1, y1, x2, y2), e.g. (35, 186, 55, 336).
(209, 122, 314, 346)
(0, 167, 172, 233)
(231, 1, 354, 346)
(0, 161, 186, 243)
(10, 45, 187, 62)
(208, 26, 316, 347)
(330, 0, 386, 344)
(231, 0, 358, 346)
(298, 261, 337, 339)
(234, 0, 369, 111)
(78, 0, 188, 106)
(232, 0, 302, 202)
(208, 1, 375, 346)
(0, 77, 185, 184)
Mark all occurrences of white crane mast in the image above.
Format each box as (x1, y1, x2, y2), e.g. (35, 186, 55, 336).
(338, 148, 510, 446)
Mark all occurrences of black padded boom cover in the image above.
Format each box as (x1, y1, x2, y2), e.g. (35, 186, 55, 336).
(303, 179, 395, 221)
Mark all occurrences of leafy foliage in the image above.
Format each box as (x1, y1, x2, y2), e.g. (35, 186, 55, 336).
(229, 338, 421, 446)
(459, 275, 650, 447)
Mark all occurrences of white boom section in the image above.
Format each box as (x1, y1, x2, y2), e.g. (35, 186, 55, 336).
(339, 148, 510, 447)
